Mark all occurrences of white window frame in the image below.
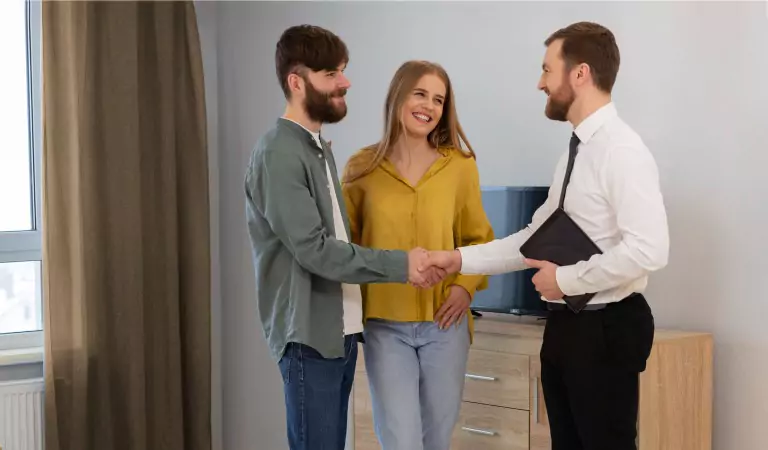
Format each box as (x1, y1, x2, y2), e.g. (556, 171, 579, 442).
(0, 0, 43, 352)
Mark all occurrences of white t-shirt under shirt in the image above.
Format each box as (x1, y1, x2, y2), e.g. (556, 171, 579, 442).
(283, 118, 364, 335)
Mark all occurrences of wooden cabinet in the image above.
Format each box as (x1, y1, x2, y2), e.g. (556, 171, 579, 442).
(452, 402, 529, 450)
(353, 314, 713, 450)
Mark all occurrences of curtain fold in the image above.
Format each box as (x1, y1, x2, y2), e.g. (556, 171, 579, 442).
(41, 2, 211, 449)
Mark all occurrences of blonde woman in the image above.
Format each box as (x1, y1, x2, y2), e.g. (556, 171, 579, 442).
(342, 61, 494, 450)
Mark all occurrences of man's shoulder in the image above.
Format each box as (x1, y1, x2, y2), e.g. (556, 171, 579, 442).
(258, 122, 308, 152)
(603, 115, 647, 149)
(597, 116, 661, 175)
(590, 115, 652, 164)
(250, 123, 309, 168)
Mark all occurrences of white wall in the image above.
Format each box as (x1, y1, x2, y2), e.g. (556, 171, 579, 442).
(209, 2, 768, 449)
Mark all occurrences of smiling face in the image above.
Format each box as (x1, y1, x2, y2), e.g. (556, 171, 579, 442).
(343, 60, 476, 183)
(399, 73, 446, 139)
(297, 63, 351, 124)
(537, 38, 577, 122)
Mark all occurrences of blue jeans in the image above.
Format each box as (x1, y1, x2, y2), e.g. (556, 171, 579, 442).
(363, 318, 470, 450)
(277, 334, 358, 450)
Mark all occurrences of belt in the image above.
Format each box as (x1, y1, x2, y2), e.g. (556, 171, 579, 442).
(546, 301, 606, 311)
(545, 293, 641, 312)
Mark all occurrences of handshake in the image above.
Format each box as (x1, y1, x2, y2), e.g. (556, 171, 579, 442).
(407, 248, 462, 288)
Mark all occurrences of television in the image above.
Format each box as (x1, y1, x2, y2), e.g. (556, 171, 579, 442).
(469, 186, 550, 317)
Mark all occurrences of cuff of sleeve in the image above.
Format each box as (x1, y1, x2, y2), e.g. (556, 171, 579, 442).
(457, 246, 480, 274)
(385, 250, 409, 283)
(555, 265, 582, 297)
(452, 274, 486, 298)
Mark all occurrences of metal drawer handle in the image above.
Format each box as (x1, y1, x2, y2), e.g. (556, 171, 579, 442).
(461, 426, 497, 436)
(465, 373, 497, 382)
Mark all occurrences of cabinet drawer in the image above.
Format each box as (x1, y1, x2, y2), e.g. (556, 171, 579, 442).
(452, 401, 529, 450)
(463, 348, 530, 410)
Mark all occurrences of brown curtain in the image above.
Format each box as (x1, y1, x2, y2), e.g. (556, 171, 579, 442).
(41, 2, 210, 450)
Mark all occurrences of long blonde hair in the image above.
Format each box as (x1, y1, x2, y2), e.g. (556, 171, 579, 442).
(344, 60, 475, 183)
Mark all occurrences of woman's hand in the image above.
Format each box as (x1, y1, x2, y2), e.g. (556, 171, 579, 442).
(434, 285, 471, 330)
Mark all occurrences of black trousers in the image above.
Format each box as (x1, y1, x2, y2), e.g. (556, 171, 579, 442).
(540, 294, 655, 450)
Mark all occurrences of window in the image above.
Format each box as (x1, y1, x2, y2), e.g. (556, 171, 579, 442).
(0, 0, 42, 351)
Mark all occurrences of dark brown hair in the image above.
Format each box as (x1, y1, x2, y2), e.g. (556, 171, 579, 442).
(545, 22, 620, 93)
(275, 25, 349, 98)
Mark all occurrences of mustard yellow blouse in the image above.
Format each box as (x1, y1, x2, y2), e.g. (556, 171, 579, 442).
(341, 146, 494, 331)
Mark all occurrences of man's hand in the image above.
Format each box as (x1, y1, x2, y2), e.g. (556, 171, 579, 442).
(524, 258, 564, 300)
(434, 285, 471, 329)
(408, 248, 446, 288)
(421, 250, 462, 275)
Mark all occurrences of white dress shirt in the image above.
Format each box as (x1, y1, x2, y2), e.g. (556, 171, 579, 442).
(459, 103, 669, 304)
(284, 118, 364, 333)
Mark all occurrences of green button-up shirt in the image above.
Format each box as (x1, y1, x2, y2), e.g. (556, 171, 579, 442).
(245, 118, 408, 361)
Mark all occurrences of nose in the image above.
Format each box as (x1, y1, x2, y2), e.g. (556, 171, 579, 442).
(338, 72, 351, 90)
(537, 76, 546, 91)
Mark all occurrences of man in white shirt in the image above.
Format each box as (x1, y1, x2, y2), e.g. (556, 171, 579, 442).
(425, 22, 669, 450)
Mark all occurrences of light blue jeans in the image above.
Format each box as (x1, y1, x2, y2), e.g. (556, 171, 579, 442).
(363, 317, 470, 450)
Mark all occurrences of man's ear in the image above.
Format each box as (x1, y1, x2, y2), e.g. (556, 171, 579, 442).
(575, 63, 591, 85)
(287, 73, 304, 94)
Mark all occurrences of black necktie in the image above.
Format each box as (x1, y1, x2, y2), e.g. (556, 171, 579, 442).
(559, 132, 581, 209)
(569, 132, 580, 158)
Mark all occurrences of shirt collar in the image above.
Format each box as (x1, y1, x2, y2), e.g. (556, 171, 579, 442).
(573, 102, 617, 144)
(379, 147, 453, 188)
(277, 117, 324, 149)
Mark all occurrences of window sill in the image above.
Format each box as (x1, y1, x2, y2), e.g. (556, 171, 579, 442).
(0, 346, 43, 367)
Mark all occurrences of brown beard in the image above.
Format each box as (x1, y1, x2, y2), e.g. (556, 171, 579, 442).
(545, 80, 575, 122)
(303, 76, 348, 124)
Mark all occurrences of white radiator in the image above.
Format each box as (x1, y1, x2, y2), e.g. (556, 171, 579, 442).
(0, 378, 44, 450)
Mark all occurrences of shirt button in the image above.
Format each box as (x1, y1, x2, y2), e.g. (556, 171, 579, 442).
(318, 153, 323, 158)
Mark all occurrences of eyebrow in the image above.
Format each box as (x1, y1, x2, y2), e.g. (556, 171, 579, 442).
(415, 87, 445, 100)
